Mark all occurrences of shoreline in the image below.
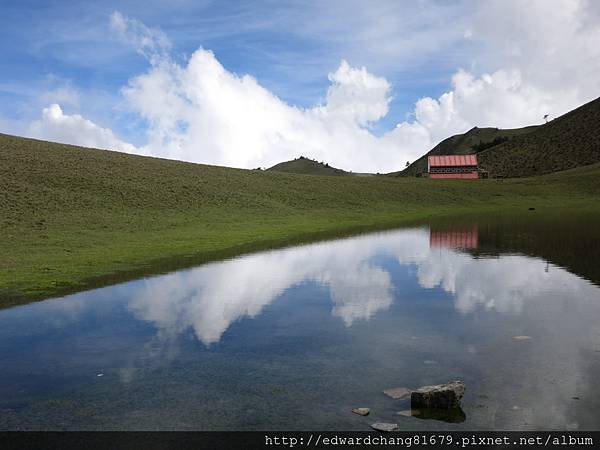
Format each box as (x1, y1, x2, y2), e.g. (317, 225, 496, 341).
(2, 200, 599, 310)
(2, 133, 599, 309)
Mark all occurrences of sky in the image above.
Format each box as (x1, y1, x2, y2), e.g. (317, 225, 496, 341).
(1, 0, 600, 173)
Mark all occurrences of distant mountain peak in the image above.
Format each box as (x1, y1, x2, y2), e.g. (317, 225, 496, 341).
(267, 157, 348, 176)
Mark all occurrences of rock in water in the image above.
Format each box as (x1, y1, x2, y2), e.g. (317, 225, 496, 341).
(397, 409, 421, 417)
(383, 387, 411, 399)
(370, 422, 399, 432)
(351, 407, 370, 416)
(411, 380, 465, 409)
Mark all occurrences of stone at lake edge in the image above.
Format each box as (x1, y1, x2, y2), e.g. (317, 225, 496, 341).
(370, 422, 399, 432)
(397, 409, 421, 417)
(351, 407, 370, 416)
(383, 387, 411, 399)
(513, 335, 532, 340)
(411, 380, 465, 409)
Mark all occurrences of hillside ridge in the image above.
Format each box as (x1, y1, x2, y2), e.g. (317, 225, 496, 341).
(395, 94, 600, 178)
(394, 125, 539, 177)
(478, 96, 600, 177)
(267, 156, 348, 176)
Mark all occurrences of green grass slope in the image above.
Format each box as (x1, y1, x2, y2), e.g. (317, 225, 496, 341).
(393, 125, 539, 177)
(478, 96, 600, 177)
(396, 95, 600, 178)
(267, 156, 348, 176)
(1, 132, 599, 307)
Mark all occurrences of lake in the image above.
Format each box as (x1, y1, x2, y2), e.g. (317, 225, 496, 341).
(1, 212, 600, 430)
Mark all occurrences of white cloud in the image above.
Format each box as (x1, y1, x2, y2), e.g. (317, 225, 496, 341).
(399, 0, 600, 146)
(109, 11, 171, 64)
(113, 2, 600, 172)
(21, 3, 600, 172)
(29, 104, 137, 153)
(471, 0, 600, 95)
(390, 68, 579, 150)
(120, 49, 425, 172)
(321, 60, 391, 126)
(39, 85, 80, 108)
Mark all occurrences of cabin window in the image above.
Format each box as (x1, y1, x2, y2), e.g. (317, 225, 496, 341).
(430, 166, 477, 174)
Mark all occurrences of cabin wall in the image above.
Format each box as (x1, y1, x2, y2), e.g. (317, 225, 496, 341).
(430, 226, 479, 248)
(429, 171, 479, 179)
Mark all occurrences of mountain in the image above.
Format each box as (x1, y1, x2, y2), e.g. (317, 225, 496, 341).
(395, 95, 600, 178)
(393, 125, 539, 177)
(478, 96, 600, 177)
(267, 156, 349, 176)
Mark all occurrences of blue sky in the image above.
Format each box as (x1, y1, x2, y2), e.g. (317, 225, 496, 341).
(1, 1, 461, 132)
(1, 0, 599, 172)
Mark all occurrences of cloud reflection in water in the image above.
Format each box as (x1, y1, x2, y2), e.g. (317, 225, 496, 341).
(128, 227, 599, 346)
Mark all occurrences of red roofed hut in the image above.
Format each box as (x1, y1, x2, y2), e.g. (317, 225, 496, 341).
(428, 154, 478, 179)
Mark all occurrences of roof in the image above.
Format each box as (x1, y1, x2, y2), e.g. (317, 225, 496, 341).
(428, 154, 477, 167)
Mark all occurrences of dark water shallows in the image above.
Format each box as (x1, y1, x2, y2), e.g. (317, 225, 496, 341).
(1, 214, 600, 430)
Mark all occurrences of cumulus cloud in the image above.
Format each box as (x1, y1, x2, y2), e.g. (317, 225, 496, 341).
(29, 104, 136, 153)
(113, 2, 600, 172)
(399, 0, 600, 147)
(406, 0, 600, 146)
(23, 3, 600, 172)
(392, 68, 578, 150)
(120, 49, 420, 171)
(321, 60, 391, 126)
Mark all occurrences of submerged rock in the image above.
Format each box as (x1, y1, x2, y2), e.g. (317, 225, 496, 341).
(414, 407, 466, 423)
(370, 422, 399, 432)
(383, 387, 411, 400)
(398, 407, 466, 423)
(411, 380, 465, 409)
(352, 407, 370, 416)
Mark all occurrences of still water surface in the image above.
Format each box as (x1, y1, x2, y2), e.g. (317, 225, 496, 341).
(1, 213, 600, 430)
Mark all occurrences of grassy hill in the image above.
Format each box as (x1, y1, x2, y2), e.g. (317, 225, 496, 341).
(393, 126, 538, 177)
(1, 132, 599, 307)
(267, 156, 348, 176)
(396, 95, 600, 178)
(478, 96, 600, 177)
